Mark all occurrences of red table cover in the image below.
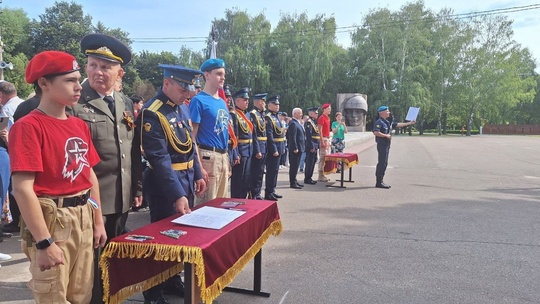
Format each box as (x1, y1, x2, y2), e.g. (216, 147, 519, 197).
(100, 198, 282, 304)
(323, 152, 359, 174)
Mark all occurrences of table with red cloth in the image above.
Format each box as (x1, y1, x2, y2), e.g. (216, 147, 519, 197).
(100, 198, 282, 304)
(323, 152, 360, 188)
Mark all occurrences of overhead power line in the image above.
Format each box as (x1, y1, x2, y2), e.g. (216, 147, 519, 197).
(130, 4, 540, 45)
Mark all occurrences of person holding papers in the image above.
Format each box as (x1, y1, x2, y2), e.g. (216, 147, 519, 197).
(136, 64, 206, 303)
(372, 106, 415, 189)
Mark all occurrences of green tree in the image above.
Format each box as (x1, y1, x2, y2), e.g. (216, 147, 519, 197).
(211, 9, 272, 95)
(0, 8, 32, 57)
(31, 1, 93, 63)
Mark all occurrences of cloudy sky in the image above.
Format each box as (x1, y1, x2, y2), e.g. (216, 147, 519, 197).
(6, 0, 540, 65)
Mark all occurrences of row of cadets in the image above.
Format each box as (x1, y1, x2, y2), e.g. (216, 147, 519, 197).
(264, 96, 286, 201)
(248, 93, 268, 199)
(229, 87, 254, 198)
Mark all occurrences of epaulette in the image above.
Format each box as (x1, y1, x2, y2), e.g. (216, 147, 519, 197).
(147, 99, 164, 112)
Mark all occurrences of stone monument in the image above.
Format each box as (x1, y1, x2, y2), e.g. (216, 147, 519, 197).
(336, 93, 368, 132)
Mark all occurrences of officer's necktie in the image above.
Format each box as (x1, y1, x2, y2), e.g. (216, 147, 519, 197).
(103, 96, 115, 116)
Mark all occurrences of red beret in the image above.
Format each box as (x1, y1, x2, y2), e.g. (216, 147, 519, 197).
(26, 51, 80, 84)
(322, 103, 331, 109)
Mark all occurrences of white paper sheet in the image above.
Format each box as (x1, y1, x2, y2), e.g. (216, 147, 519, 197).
(171, 206, 245, 230)
(405, 107, 420, 121)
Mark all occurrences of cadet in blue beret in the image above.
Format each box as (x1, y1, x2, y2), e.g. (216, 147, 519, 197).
(304, 106, 320, 185)
(372, 105, 415, 189)
(264, 95, 285, 200)
(248, 93, 268, 199)
(136, 64, 206, 302)
(74, 32, 143, 304)
(229, 87, 254, 198)
(189, 57, 231, 205)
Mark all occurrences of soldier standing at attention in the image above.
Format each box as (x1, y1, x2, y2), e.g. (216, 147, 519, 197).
(264, 96, 285, 201)
(303, 107, 319, 185)
(248, 93, 268, 199)
(72, 33, 143, 303)
(229, 87, 254, 198)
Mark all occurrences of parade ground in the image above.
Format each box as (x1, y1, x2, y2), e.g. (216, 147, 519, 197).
(1, 134, 540, 303)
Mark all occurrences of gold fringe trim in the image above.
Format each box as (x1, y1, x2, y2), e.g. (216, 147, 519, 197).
(100, 219, 283, 304)
(200, 219, 283, 303)
(323, 157, 359, 174)
(100, 244, 204, 304)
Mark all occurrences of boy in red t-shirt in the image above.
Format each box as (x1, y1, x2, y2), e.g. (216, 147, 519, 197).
(9, 51, 106, 303)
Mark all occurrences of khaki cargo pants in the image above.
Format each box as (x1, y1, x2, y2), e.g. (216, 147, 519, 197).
(22, 201, 94, 303)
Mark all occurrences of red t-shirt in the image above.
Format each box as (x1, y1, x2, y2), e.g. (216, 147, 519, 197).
(317, 114, 331, 137)
(9, 110, 100, 197)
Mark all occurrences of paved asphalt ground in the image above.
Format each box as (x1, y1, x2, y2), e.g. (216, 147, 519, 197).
(1, 134, 540, 303)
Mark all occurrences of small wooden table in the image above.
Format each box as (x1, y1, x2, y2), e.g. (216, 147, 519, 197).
(323, 152, 359, 188)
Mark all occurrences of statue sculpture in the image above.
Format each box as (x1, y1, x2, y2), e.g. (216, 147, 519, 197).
(343, 95, 367, 128)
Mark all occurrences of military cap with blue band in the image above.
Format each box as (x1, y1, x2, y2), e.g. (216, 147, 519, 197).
(307, 106, 319, 112)
(80, 33, 132, 65)
(159, 64, 202, 92)
(378, 106, 389, 112)
(232, 87, 250, 99)
(253, 93, 268, 101)
(200, 58, 225, 72)
(267, 95, 280, 105)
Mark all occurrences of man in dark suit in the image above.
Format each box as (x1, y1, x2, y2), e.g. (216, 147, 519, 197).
(287, 108, 305, 189)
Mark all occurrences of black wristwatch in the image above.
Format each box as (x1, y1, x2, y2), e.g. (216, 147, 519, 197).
(35, 237, 54, 250)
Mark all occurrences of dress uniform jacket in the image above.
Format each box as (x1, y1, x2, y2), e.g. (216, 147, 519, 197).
(72, 81, 143, 215)
(137, 91, 202, 207)
(250, 108, 267, 156)
(265, 111, 286, 156)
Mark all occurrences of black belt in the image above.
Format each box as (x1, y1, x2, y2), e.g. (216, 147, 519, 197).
(52, 192, 89, 208)
(198, 144, 227, 154)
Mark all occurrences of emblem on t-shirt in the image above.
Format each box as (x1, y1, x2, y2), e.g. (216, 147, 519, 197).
(62, 137, 90, 182)
(214, 109, 229, 135)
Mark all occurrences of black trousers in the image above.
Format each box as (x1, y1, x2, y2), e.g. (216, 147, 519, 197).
(288, 151, 301, 185)
(265, 153, 281, 196)
(231, 155, 252, 198)
(249, 154, 266, 198)
(375, 143, 391, 182)
(304, 149, 318, 182)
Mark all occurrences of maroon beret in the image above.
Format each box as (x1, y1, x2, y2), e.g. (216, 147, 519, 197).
(322, 103, 331, 109)
(26, 51, 80, 84)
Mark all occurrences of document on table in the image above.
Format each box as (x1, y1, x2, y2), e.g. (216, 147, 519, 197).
(171, 206, 246, 230)
(405, 107, 420, 121)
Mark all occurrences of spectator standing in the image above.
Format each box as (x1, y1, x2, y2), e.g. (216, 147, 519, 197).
(317, 103, 332, 182)
(287, 108, 305, 189)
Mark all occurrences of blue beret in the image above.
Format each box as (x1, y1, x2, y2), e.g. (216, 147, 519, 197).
(267, 95, 280, 104)
(307, 106, 319, 112)
(253, 93, 268, 101)
(159, 64, 202, 91)
(81, 33, 132, 65)
(232, 87, 250, 99)
(200, 58, 225, 72)
(223, 84, 232, 96)
(378, 106, 389, 112)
